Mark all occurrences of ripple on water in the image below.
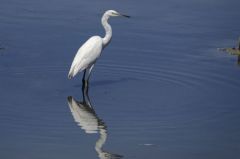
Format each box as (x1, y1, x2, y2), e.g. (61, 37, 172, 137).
(0, 55, 239, 91)
(98, 61, 240, 90)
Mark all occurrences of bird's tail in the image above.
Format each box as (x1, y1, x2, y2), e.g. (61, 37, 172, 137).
(68, 73, 73, 79)
(68, 66, 76, 79)
(68, 70, 74, 79)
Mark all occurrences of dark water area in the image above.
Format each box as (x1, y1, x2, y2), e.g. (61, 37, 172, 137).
(0, 0, 240, 158)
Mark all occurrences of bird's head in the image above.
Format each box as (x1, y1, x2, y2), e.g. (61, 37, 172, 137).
(105, 10, 130, 18)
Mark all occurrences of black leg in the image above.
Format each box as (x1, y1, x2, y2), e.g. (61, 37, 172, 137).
(85, 64, 94, 82)
(82, 70, 86, 83)
(82, 80, 86, 102)
(81, 77, 91, 106)
(82, 65, 94, 90)
(82, 70, 89, 89)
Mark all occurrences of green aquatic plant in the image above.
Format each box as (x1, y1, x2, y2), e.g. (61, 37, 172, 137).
(218, 48, 240, 55)
(218, 37, 240, 64)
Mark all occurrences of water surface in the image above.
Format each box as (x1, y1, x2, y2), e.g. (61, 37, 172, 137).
(0, 0, 240, 158)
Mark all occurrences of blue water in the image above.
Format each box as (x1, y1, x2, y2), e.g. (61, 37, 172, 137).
(0, 0, 240, 158)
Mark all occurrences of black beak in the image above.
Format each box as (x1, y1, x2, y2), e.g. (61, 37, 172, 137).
(121, 14, 130, 18)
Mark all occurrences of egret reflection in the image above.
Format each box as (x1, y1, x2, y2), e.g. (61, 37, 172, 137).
(67, 84, 123, 159)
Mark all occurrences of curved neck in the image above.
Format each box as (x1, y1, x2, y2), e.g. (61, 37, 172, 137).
(101, 14, 112, 47)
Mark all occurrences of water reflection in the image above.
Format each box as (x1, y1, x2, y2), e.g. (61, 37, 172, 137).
(67, 84, 123, 159)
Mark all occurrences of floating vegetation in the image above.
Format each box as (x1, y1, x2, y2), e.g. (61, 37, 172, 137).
(218, 38, 240, 64)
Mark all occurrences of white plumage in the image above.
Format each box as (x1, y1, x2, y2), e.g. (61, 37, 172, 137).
(68, 36, 102, 78)
(68, 10, 130, 83)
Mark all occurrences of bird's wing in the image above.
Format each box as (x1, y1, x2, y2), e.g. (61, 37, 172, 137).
(68, 36, 103, 78)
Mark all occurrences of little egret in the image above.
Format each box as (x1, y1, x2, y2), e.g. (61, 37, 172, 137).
(68, 10, 130, 85)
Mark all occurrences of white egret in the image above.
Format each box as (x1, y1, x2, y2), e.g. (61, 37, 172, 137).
(68, 10, 130, 85)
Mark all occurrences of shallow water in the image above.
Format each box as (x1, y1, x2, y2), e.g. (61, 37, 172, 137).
(0, 0, 240, 158)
